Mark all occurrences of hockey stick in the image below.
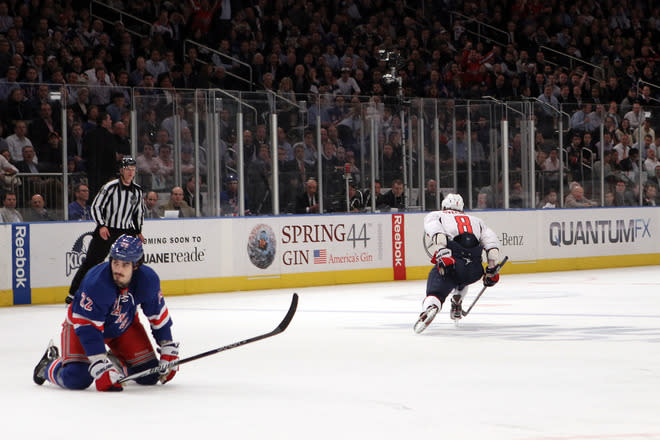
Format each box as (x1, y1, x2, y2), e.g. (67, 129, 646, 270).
(461, 256, 508, 317)
(118, 293, 299, 384)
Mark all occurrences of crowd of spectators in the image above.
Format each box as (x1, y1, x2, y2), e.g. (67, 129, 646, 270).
(2, 0, 660, 220)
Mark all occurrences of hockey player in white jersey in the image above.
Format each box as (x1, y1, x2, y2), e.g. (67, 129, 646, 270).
(414, 193, 502, 333)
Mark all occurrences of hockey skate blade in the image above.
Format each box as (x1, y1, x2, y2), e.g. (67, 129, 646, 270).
(413, 306, 438, 334)
(413, 319, 429, 334)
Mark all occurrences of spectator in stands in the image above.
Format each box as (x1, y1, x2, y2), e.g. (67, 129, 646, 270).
(298, 129, 318, 167)
(0, 3, 14, 35)
(24, 193, 55, 221)
(88, 66, 112, 107)
(40, 131, 63, 172)
(644, 146, 660, 179)
(145, 48, 168, 79)
(0, 65, 19, 101)
(69, 87, 90, 125)
(129, 56, 148, 87)
(285, 143, 312, 188)
(565, 181, 598, 208)
(67, 122, 86, 171)
(0, 128, 8, 156)
(31, 102, 62, 166)
(539, 190, 558, 209)
(635, 118, 655, 144)
(642, 185, 658, 206)
(247, 143, 272, 215)
(106, 92, 128, 123)
(0, 146, 18, 191)
(144, 191, 160, 219)
(380, 179, 406, 211)
(135, 142, 159, 190)
(84, 111, 118, 199)
(158, 186, 195, 218)
(4, 87, 34, 127)
(509, 181, 525, 208)
(296, 177, 319, 214)
(635, 134, 654, 160)
(183, 175, 203, 215)
(151, 10, 174, 44)
(277, 126, 293, 161)
(620, 147, 641, 184)
(6, 120, 35, 164)
(113, 121, 130, 160)
(0, 190, 22, 222)
(613, 179, 636, 206)
(153, 128, 172, 153)
(421, 178, 442, 211)
(381, 142, 402, 187)
(188, 0, 221, 45)
(336, 67, 360, 96)
(220, 173, 246, 216)
(613, 133, 632, 163)
(68, 183, 91, 221)
(153, 143, 175, 191)
(624, 101, 644, 131)
(619, 87, 638, 117)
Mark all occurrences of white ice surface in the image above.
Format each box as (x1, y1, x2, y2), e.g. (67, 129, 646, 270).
(2, 266, 660, 440)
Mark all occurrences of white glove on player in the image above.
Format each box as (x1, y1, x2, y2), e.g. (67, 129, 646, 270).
(89, 354, 125, 392)
(158, 341, 180, 384)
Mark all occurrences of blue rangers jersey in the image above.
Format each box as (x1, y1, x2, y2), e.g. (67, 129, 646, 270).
(67, 262, 173, 357)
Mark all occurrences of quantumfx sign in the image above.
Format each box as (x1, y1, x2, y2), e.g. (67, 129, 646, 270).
(549, 218, 651, 246)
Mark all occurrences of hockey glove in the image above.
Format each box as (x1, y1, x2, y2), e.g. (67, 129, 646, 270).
(89, 355, 124, 392)
(434, 248, 455, 275)
(158, 341, 180, 384)
(483, 265, 500, 287)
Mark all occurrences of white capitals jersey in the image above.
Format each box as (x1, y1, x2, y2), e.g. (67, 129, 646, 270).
(424, 209, 500, 252)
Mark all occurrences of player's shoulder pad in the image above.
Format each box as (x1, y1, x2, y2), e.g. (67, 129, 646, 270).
(84, 262, 113, 287)
(133, 264, 160, 284)
(77, 262, 117, 304)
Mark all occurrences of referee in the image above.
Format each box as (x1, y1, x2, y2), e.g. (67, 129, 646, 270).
(66, 157, 145, 303)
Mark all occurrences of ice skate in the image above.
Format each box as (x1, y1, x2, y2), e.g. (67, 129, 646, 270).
(414, 304, 439, 334)
(33, 340, 59, 385)
(450, 294, 463, 324)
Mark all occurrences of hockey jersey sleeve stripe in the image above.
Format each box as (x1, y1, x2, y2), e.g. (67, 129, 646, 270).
(130, 350, 157, 368)
(148, 307, 171, 329)
(47, 358, 63, 384)
(68, 308, 105, 332)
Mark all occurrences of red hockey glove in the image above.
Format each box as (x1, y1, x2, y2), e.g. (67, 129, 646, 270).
(434, 248, 455, 275)
(89, 355, 124, 392)
(483, 266, 500, 287)
(158, 341, 180, 384)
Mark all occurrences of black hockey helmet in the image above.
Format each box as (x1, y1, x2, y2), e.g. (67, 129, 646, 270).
(454, 232, 479, 249)
(121, 156, 137, 168)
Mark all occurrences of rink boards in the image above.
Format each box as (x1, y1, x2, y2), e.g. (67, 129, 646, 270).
(1, 207, 659, 306)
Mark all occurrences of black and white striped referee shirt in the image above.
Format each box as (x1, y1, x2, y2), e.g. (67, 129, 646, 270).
(90, 179, 144, 232)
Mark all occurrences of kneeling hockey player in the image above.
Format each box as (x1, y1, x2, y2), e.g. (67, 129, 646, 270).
(33, 234, 180, 391)
(414, 193, 502, 333)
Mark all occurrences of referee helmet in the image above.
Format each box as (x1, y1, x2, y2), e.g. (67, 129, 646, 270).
(121, 156, 137, 168)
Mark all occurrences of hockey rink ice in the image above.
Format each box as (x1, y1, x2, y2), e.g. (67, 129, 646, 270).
(2, 266, 660, 440)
